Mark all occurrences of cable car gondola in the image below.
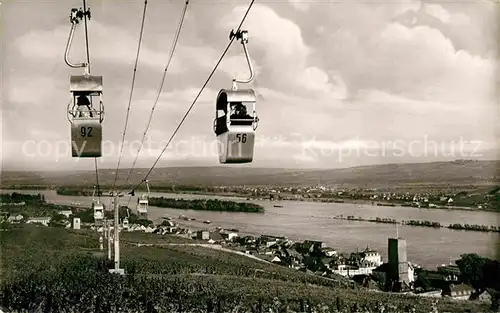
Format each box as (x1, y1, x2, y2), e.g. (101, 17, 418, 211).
(67, 75, 104, 157)
(214, 29, 259, 164)
(123, 206, 130, 230)
(65, 8, 104, 158)
(93, 201, 104, 226)
(136, 179, 150, 219)
(137, 196, 148, 219)
(90, 185, 104, 226)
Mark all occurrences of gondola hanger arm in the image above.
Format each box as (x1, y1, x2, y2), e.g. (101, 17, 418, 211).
(230, 29, 254, 90)
(64, 8, 91, 72)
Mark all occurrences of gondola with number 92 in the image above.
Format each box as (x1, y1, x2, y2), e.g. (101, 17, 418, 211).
(68, 75, 104, 157)
(65, 8, 104, 158)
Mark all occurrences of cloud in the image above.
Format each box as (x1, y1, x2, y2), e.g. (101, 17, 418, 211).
(375, 23, 496, 102)
(297, 67, 347, 97)
(3, 1, 498, 170)
(423, 3, 471, 25)
(30, 129, 65, 140)
(253, 132, 497, 168)
(323, 20, 497, 104)
(14, 20, 218, 74)
(105, 85, 219, 141)
(394, 0, 422, 16)
(217, 55, 263, 85)
(221, 4, 347, 99)
(7, 76, 58, 105)
(288, 0, 311, 12)
(303, 1, 497, 106)
(391, 2, 498, 58)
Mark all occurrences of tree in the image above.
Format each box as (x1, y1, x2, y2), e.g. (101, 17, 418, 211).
(303, 256, 326, 273)
(49, 213, 67, 228)
(456, 253, 488, 293)
(415, 270, 432, 291)
(51, 213, 66, 222)
(456, 254, 500, 312)
(483, 260, 500, 290)
(135, 219, 153, 227)
(0, 221, 11, 230)
(483, 260, 500, 312)
(160, 220, 170, 227)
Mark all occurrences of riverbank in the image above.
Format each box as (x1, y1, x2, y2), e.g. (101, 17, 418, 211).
(157, 192, 498, 213)
(3, 184, 495, 213)
(332, 215, 500, 233)
(47, 187, 498, 213)
(2, 189, 498, 268)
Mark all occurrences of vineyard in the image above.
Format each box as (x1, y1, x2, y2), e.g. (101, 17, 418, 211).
(0, 225, 491, 312)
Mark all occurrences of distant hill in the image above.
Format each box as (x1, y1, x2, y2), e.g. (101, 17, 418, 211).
(1, 160, 499, 188)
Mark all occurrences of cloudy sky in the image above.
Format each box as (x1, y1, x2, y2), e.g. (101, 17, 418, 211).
(2, 0, 499, 171)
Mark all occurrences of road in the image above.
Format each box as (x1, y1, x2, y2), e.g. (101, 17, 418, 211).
(129, 242, 271, 263)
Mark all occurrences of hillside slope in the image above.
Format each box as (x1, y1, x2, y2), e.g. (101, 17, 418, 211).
(0, 225, 488, 312)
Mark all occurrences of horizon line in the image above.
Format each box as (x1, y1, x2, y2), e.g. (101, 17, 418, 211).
(2, 158, 498, 173)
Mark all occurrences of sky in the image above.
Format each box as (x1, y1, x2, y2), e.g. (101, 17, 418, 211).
(1, 0, 499, 171)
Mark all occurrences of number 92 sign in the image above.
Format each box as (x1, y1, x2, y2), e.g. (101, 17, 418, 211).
(80, 126, 93, 137)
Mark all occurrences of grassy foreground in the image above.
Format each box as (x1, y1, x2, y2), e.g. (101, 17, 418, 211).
(0, 225, 491, 313)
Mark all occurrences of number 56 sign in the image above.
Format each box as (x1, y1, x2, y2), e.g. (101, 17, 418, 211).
(236, 133, 247, 143)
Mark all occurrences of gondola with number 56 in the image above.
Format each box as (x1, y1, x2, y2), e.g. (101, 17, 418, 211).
(213, 29, 259, 164)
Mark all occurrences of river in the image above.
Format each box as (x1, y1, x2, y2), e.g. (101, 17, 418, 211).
(3, 189, 500, 269)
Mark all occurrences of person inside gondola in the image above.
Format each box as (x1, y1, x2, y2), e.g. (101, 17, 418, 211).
(76, 94, 94, 118)
(230, 102, 253, 125)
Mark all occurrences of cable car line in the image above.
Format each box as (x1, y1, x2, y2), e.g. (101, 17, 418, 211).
(83, 0, 101, 200)
(126, 195, 133, 208)
(81, 0, 101, 199)
(111, 0, 149, 193)
(65, 1, 105, 244)
(94, 158, 101, 198)
(64, 0, 103, 197)
(83, 0, 91, 73)
(124, 0, 255, 196)
(119, 0, 190, 195)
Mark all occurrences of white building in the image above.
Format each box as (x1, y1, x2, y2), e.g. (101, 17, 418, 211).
(331, 248, 382, 277)
(26, 217, 51, 226)
(363, 249, 382, 267)
(7, 214, 23, 223)
(322, 247, 337, 257)
(122, 218, 129, 230)
(58, 210, 73, 218)
(73, 218, 81, 230)
(331, 264, 377, 277)
(220, 230, 239, 241)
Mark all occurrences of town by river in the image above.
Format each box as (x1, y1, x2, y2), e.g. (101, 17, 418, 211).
(3, 189, 500, 269)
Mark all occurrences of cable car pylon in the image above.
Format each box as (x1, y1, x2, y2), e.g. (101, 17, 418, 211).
(64, 0, 123, 275)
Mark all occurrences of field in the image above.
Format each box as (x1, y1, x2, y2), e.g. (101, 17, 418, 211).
(0, 225, 492, 312)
